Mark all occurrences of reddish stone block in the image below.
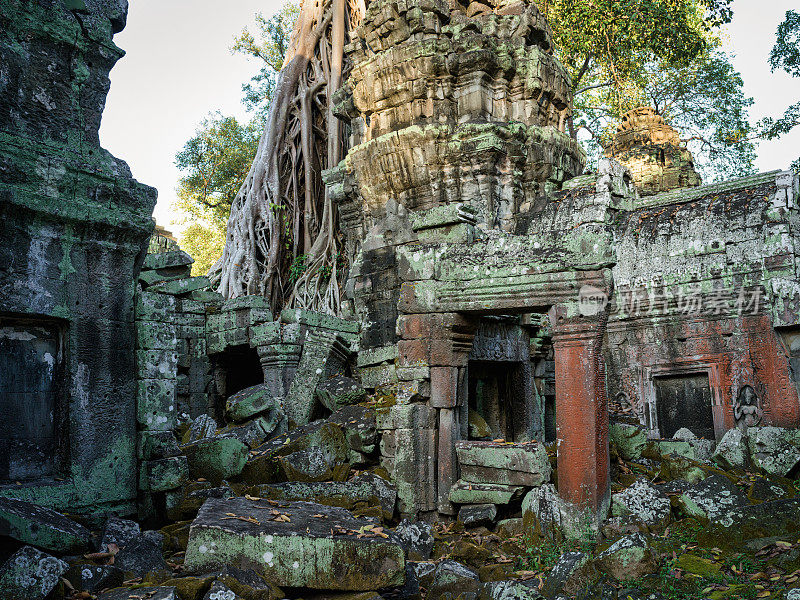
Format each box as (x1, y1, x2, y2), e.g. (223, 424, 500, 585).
(430, 366, 459, 408)
(398, 339, 430, 367)
(397, 313, 437, 340)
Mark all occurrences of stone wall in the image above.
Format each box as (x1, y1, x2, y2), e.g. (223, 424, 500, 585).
(604, 170, 800, 437)
(0, 0, 156, 516)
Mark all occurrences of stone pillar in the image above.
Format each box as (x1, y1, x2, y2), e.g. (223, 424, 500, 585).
(552, 318, 610, 516)
(396, 312, 476, 515)
(257, 344, 302, 403)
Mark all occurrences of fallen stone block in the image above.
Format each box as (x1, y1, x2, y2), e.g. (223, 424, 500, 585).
(144, 250, 194, 271)
(166, 482, 236, 522)
(217, 414, 286, 449)
(99, 586, 177, 600)
(184, 497, 405, 590)
(148, 276, 211, 296)
(393, 519, 434, 560)
(240, 420, 348, 484)
(114, 531, 168, 577)
(712, 428, 750, 470)
(211, 565, 283, 600)
(468, 409, 493, 440)
(427, 560, 480, 600)
(101, 516, 141, 552)
(702, 498, 800, 548)
(456, 441, 551, 486)
(226, 383, 284, 423)
(677, 474, 748, 523)
(449, 480, 525, 505)
(522, 484, 598, 543)
(610, 422, 648, 461)
(0, 546, 67, 600)
(594, 533, 659, 581)
(182, 437, 249, 484)
(748, 477, 794, 503)
(148, 456, 190, 492)
(328, 405, 378, 458)
(203, 580, 242, 599)
(315, 376, 368, 411)
(277, 446, 350, 483)
(254, 473, 396, 519)
(479, 580, 542, 600)
(458, 504, 497, 528)
(747, 427, 800, 477)
(541, 551, 594, 599)
(188, 414, 218, 443)
(611, 478, 671, 527)
(0, 497, 89, 553)
(65, 563, 124, 594)
(655, 437, 714, 462)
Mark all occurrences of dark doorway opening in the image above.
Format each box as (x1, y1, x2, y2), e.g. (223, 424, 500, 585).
(654, 373, 715, 439)
(468, 361, 528, 442)
(0, 316, 67, 482)
(211, 345, 264, 420)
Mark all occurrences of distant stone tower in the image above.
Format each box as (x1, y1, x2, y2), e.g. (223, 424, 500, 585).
(606, 107, 701, 196)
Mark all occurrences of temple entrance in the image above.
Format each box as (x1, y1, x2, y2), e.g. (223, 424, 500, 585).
(654, 373, 715, 439)
(467, 361, 527, 441)
(0, 316, 66, 482)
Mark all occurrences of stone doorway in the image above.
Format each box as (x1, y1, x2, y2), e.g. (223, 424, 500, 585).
(467, 361, 527, 441)
(654, 373, 715, 439)
(0, 316, 66, 482)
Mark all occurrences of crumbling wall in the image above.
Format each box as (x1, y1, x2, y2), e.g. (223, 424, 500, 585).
(0, 0, 156, 515)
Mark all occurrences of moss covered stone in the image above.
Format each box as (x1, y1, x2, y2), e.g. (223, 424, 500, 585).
(184, 497, 405, 591)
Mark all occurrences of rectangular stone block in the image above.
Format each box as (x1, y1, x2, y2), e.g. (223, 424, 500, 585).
(147, 456, 189, 492)
(220, 295, 272, 311)
(184, 498, 405, 590)
(448, 481, 525, 505)
(176, 298, 206, 314)
(136, 291, 176, 323)
(136, 321, 177, 350)
(430, 366, 458, 408)
(137, 379, 177, 430)
(456, 441, 552, 487)
(136, 349, 178, 380)
(390, 403, 437, 430)
(359, 363, 398, 389)
(148, 276, 211, 296)
(250, 322, 282, 345)
(280, 308, 360, 334)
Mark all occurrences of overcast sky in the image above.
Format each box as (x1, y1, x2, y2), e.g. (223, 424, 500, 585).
(100, 0, 800, 237)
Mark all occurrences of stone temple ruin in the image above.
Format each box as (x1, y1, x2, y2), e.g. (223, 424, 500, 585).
(3, 0, 800, 599)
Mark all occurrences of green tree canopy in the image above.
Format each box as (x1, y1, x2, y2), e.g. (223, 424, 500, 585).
(174, 4, 298, 274)
(231, 3, 301, 118)
(575, 44, 756, 182)
(761, 9, 800, 172)
(540, 0, 754, 181)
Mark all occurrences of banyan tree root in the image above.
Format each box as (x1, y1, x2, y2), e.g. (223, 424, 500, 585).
(215, 0, 364, 315)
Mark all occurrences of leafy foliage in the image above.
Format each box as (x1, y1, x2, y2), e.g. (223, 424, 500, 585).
(174, 4, 297, 274)
(231, 4, 300, 118)
(576, 45, 756, 182)
(760, 10, 800, 171)
(769, 10, 800, 78)
(541, 0, 753, 181)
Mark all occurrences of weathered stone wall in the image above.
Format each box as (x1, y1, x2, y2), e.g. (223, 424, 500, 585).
(604, 170, 800, 437)
(0, 0, 156, 515)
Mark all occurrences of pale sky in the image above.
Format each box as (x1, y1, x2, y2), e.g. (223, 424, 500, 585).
(100, 0, 800, 238)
